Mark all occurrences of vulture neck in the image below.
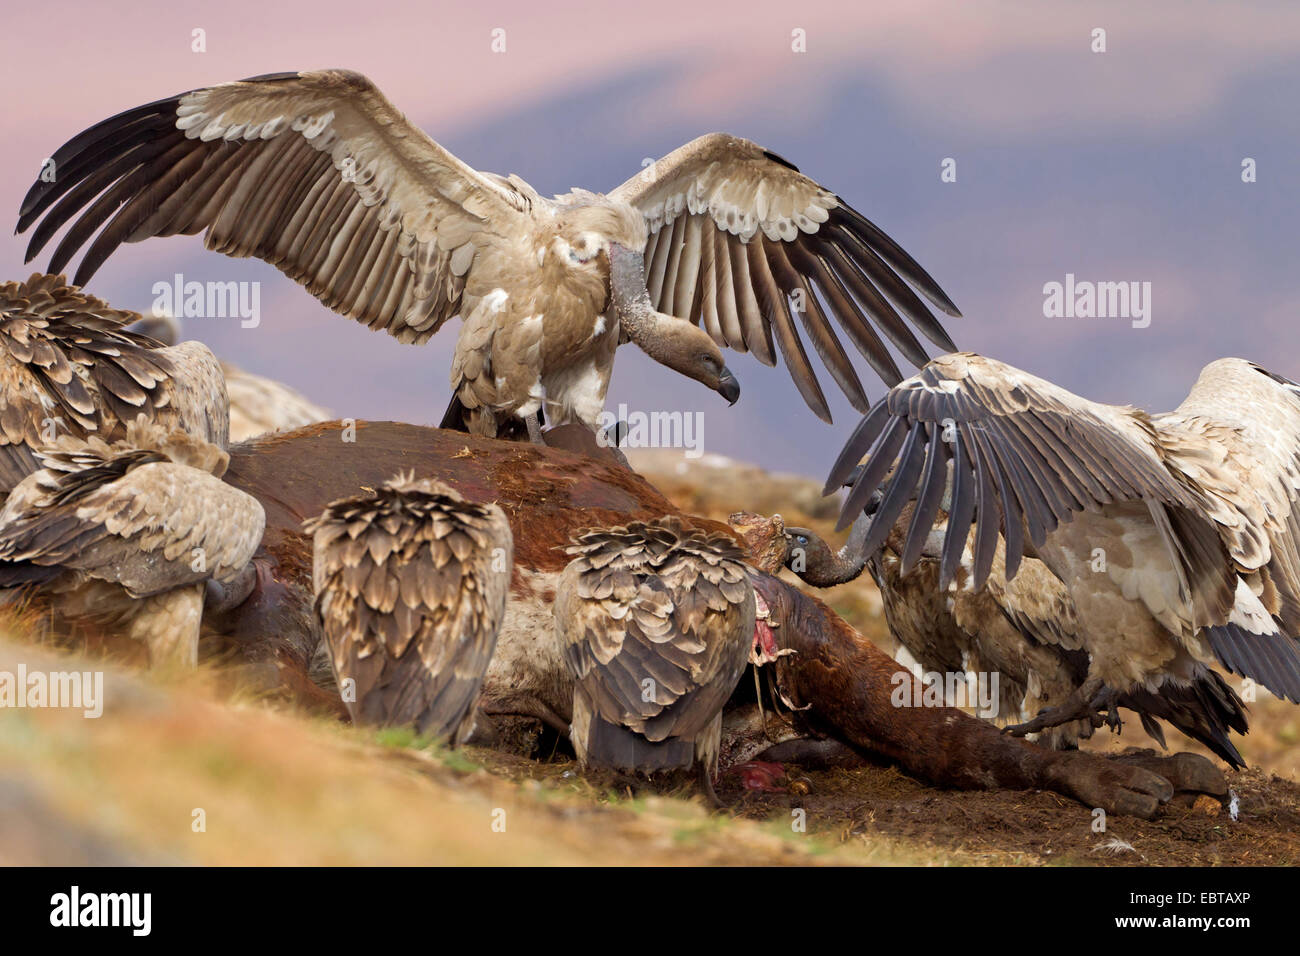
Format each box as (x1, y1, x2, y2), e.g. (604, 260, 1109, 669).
(801, 514, 873, 587)
(608, 244, 683, 363)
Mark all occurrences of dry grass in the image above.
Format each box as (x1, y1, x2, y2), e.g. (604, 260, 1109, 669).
(1, 449, 1295, 866)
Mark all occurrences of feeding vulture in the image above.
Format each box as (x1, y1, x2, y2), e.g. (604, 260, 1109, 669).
(826, 352, 1300, 732)
(0, 273, 228, 496)
(0, 420, 265, 668)
(305, 473, 513, 743)
(555, 517, 755, 801)
(771, 510, 1249, 765)
(17, 69, 960, 440)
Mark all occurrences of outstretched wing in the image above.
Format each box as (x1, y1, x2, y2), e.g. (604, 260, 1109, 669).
(1157, 360, 1300, 635)
(826, 352, 1212, 593)
(0, 452, 265, 594)
(309, 482, 513, 740)
(610, 134, 960, 421)
(18, 70, 532, 344)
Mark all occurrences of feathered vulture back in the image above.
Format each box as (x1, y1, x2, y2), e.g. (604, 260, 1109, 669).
(555, 516, 755, 776)
(306, 473, 513, 743)
(0, 273, 229, 495)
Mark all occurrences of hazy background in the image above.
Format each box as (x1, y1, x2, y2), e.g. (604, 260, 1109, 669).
(2, 0, 1297, 476)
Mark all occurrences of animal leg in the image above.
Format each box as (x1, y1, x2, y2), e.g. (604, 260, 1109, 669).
(524, 413, 545, 445)
(129, 584, 203, 670)
(698, 763, 725, 810)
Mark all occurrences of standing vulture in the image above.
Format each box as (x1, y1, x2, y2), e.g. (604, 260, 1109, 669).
(0, 420, 265, 668)
(555, 517, 755, 801)
(0, 274, 228, 496)
(305, 473, 513, 743)
(826, 352, 1300, 731)
(770, 509, 1249, 765)
(17, 69, 960, 439)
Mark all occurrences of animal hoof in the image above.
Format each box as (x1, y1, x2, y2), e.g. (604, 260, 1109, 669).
(1043, 752, 1174, 819)
(1109, 749, 1228, 799)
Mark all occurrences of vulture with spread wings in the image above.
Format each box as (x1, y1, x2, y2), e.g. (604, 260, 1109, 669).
(826, 352, 1300, 731)
(18, 69, 959, 439)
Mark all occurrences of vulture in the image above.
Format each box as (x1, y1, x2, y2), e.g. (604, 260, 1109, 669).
(305, 473, 513, 743)
(0, 273, 228, 496)
(0, 420, 265, 668)
(555, 517, 755, 801)
(825, 352, 1300, 734)
(129, 312, 332, 442)
(17, 69, 960, 440)
(776, 511, 1249, 765)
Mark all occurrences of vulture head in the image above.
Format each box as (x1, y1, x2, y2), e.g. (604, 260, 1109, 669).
(606, 237, 741, 407)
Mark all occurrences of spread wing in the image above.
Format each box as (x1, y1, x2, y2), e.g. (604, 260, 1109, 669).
(556, 525, 755, 742)
(308, 481, 513, 739)
(0, 450, 265, 595)
(826, 353, 1217, 596)
(610, 134, 960, 421)
(1156, 361, 1300, 635)
(18, 70, 533, 344)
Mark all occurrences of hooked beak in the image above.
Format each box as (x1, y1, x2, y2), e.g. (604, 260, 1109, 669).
(717, 367, 741, 405)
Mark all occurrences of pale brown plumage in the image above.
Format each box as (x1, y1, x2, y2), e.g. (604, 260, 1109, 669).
(0, 273, 229, 496)
(18, 70, 959, 436)
(0, 420, 265, 667)
(781, 508, 1250, 764)
(555, 517, 755, 779)
(306, 473, 513, 743)
(828, 352, 1300, 718)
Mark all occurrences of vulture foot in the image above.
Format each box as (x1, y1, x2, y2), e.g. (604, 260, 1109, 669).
(698, 764, 725, 810)
(1004, 678, 1110, 736)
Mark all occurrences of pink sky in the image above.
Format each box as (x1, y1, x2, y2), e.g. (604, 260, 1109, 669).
(3, 1, 1298, 473)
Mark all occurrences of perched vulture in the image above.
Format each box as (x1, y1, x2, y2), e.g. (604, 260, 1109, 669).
(776, 510, 1249, 765)
(128, 313, 331, 442)
(0, 273, 228, 495)
(826, 352, 1300, 732)
(0, 420, 265, 667)
(305, 473, 513, 743)
(18, 69, 960, 439)
(555, 517, 755, 799)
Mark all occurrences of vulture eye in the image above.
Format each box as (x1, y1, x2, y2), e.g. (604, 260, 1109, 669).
(795, 534, 809, 546)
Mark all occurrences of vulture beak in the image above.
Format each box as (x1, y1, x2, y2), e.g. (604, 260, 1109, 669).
(717, 367, 741, 405)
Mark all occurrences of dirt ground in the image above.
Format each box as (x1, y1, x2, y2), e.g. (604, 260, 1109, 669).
(1, 452, 1296, 866)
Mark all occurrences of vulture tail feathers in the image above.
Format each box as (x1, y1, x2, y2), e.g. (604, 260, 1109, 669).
(1205, 623, 1300, 705)
(584, 712, 696, 774)
(1119, 671, 1248, 769)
